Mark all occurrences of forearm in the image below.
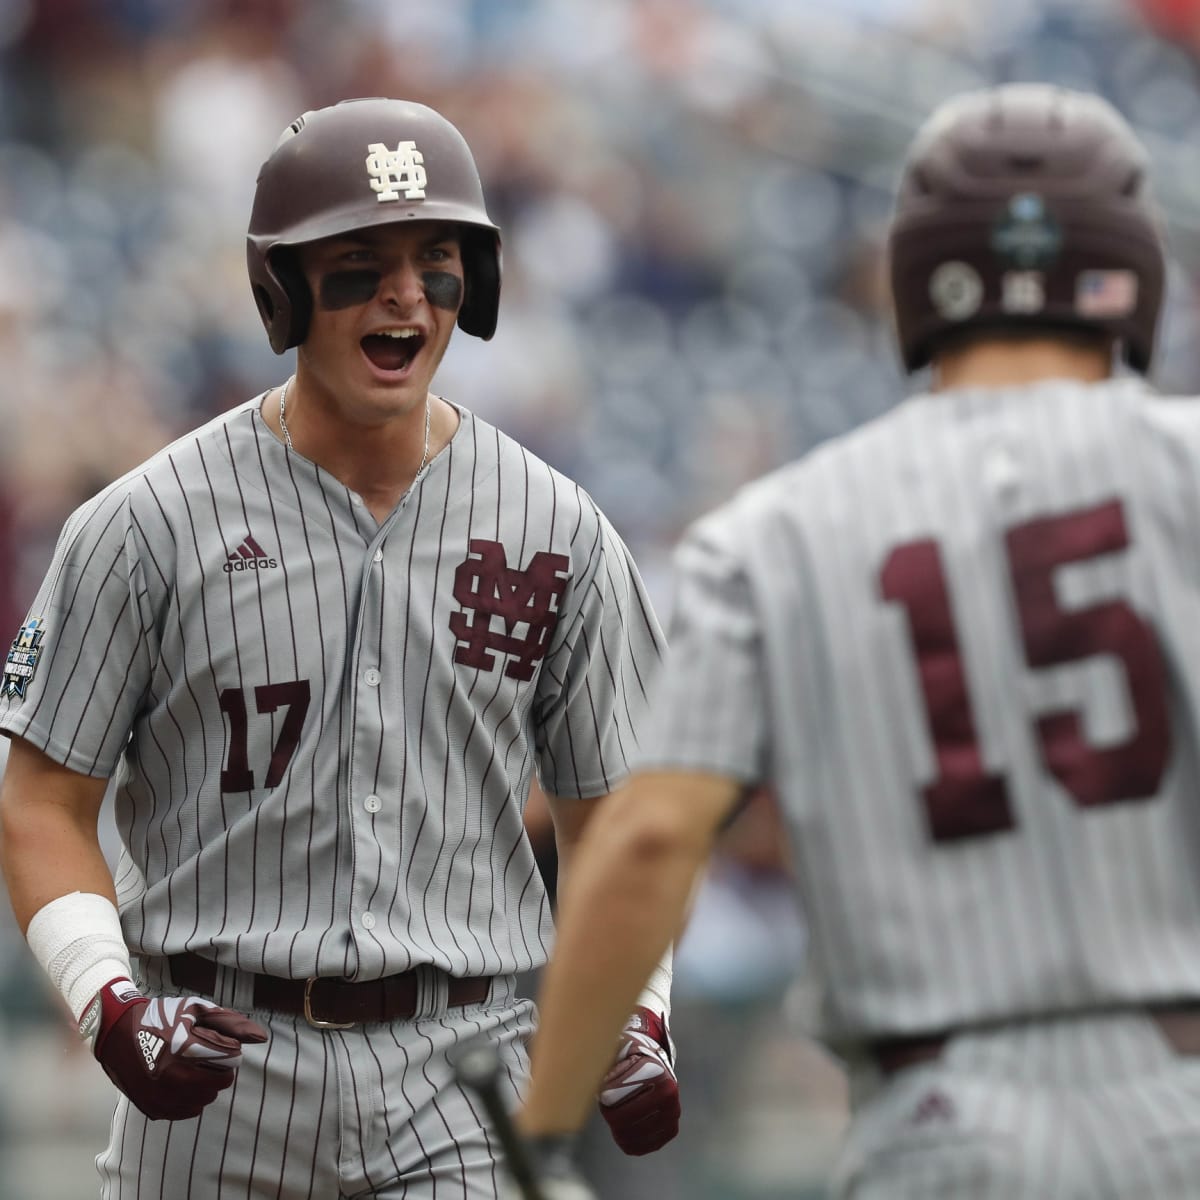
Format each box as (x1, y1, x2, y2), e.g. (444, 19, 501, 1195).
(551, 792, 675, 1019)
(1, 789, 115, 931)
(0, 736, 115, 933)
(523, 786, 705, 1134)
(0, 739, 127, 1029)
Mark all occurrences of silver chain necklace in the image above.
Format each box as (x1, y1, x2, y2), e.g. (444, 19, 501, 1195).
(278, 376, 433, 480)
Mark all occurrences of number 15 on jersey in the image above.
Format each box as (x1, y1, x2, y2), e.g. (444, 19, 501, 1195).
(880, 497, 1170, 844)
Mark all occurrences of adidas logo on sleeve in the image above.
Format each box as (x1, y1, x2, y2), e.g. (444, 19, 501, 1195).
(224, 535, 278, 573)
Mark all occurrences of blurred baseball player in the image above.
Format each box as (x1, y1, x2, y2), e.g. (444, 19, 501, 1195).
(0, 97, 678, 1198)
(516, 83, 1200, 1198)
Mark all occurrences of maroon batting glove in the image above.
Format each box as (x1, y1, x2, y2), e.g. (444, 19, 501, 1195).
(80, 977, 269, 1121)
(597, 1006, 680, 1156)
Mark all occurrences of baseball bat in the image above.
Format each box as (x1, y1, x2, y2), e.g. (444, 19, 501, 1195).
(455, 1039, 547, 1200)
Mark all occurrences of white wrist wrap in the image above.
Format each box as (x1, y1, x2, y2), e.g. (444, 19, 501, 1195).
(636, 947, 673, 1019)
(26, 892, 134, 1024)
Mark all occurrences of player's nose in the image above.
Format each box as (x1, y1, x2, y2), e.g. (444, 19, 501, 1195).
(377, 258, 425, 310)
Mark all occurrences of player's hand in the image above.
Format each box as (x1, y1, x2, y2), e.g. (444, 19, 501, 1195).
(597, 1006, 680, 1155)
(80, 976, 269, 1121)
(500, 1133, 597, 1200)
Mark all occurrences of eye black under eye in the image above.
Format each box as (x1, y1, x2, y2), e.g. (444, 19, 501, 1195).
(423, 271, 463, 312)
(318, 270, 381, 310)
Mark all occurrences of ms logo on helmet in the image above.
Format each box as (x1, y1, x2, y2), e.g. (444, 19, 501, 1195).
(366, 141, 427, 202)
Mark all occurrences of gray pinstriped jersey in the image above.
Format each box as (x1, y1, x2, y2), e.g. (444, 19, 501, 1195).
(641, 378, 1200, 1041)
(0, 396, 664, 981)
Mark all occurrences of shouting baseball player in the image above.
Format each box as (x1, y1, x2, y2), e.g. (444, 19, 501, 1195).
(516, 83, 1200, 1198)
(0, 97, 678, 1198)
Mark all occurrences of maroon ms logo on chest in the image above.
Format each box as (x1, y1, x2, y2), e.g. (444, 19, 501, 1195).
(450, 539, 570, 681)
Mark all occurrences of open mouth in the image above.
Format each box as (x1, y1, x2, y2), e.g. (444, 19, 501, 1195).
(361, 329, 425, 374)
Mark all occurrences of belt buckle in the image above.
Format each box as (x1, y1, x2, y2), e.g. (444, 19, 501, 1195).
(303, 978, 355, 1030)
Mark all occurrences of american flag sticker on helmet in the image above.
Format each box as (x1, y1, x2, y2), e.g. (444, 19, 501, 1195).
(1075, 269, 1138, 318)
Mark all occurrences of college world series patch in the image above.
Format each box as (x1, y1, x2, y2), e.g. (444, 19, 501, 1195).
(3, 617, 46, 700)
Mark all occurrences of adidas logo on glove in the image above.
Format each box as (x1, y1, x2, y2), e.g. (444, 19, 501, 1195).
(137, 1029, 164, 1072)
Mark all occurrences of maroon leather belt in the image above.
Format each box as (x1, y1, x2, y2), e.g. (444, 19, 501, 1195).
(168, 951, 492, 1030)
(871, 1005, 1200, 1077)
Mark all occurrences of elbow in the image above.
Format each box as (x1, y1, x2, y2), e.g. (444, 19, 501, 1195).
(594, 787, 706, 870)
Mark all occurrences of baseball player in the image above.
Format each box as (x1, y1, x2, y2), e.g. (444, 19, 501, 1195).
(516, 83, 1200, 1199)
(0, 97, 678, 1198)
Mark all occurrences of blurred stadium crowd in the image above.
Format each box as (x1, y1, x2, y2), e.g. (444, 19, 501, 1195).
(2, 0, 1200, 1196)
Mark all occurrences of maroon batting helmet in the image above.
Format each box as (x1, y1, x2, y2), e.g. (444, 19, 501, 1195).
(247, 97, 501, 353)
(887, 84, 1165, 374)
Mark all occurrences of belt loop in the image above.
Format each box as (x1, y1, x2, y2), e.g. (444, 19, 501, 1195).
(225, 964, 256, 1013)
(163, 954, 198, 997)
(166, 953, 249, 1010)
(200, 960, 236, 1007)
(205, 962, 228, 1006)
(415, 965, 448, 1020)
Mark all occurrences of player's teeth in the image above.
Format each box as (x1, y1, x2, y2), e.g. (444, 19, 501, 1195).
(379, 329, 417, 339)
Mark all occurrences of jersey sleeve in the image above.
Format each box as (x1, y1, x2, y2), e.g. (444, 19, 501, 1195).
(0, 486, 160, 777)
(637, 513, 768, 783)
(533, 512, 666, 799)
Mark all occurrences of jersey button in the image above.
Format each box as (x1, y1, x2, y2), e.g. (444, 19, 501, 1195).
(364, 794, 382, 813)
(351, 494, 364, 507)
(373, 548, 383, 563)
(361, 912, 376, 930)
(363, 668, 381, 687)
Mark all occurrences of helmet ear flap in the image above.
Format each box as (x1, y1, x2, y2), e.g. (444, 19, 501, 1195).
(458, 228, 501, 340)
(258, 249, 312, 354)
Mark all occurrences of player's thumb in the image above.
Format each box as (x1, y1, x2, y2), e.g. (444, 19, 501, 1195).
(195, 1006, 270, 1045)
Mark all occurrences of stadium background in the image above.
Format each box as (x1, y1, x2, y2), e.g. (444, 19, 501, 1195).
(0, 0, 1198, 1195)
